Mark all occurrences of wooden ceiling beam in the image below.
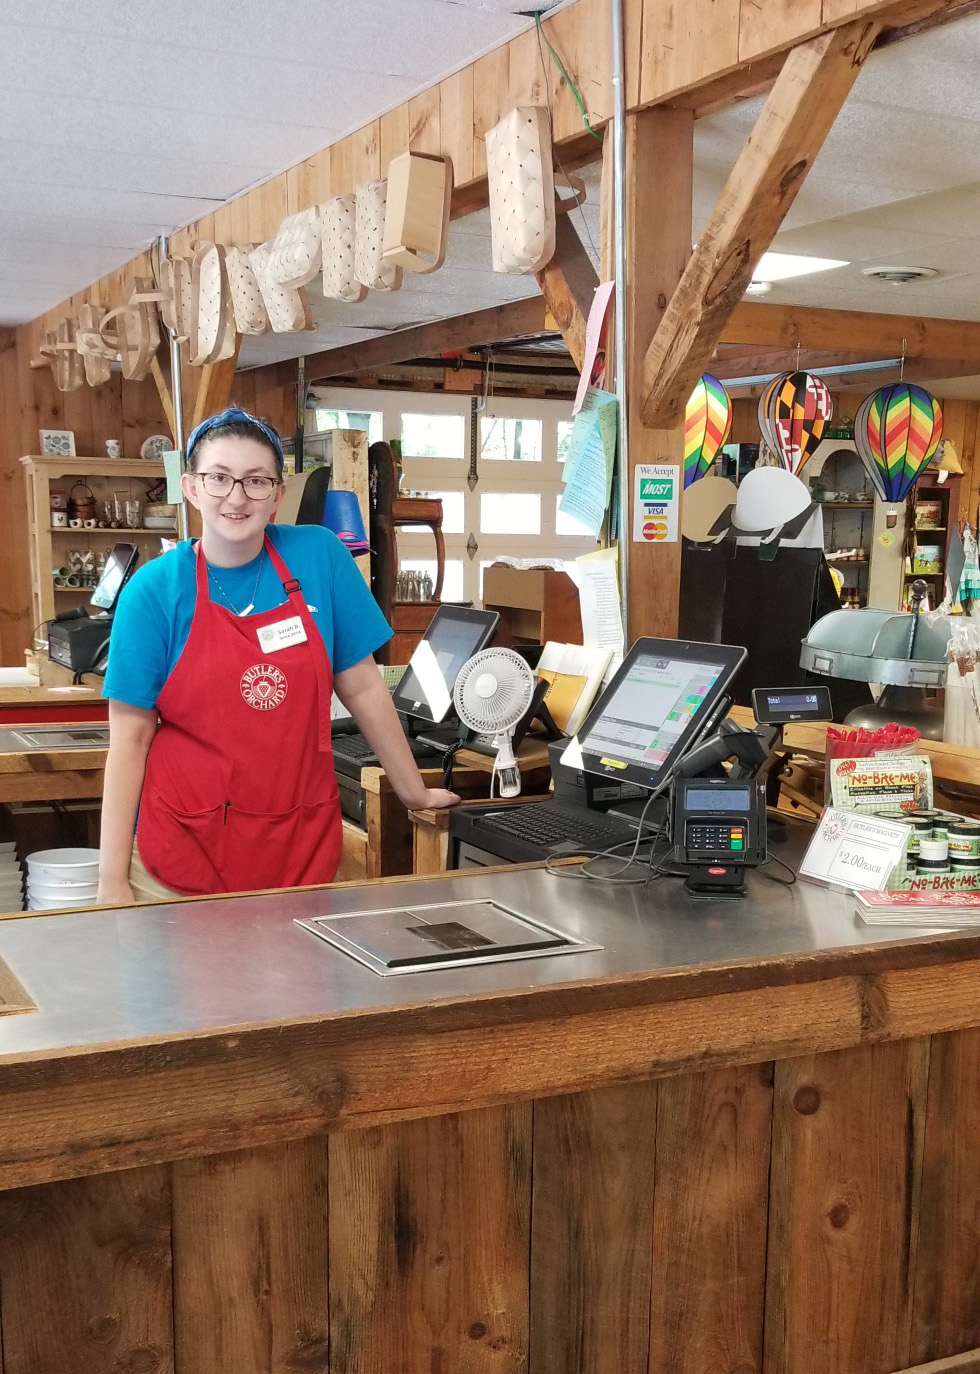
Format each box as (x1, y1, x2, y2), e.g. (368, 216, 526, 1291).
(640, 19, 879, 429)
(721, 302, 980, 363)
(534, 215, 600, 372)
(277, 296, 549, 387)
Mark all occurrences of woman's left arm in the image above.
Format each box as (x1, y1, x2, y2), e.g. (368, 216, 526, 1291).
(334, 656, 459, 811)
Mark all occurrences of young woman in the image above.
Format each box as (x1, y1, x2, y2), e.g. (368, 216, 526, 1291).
(98, 407, 458, 906)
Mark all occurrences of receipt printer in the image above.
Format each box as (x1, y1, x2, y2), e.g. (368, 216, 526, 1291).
(48, 613, 113, 673)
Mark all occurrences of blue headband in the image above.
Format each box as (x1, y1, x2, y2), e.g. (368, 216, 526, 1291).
(185, 407, 285, 471)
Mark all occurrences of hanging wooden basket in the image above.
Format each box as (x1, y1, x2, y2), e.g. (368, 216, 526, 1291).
(98, 277, 163, 382)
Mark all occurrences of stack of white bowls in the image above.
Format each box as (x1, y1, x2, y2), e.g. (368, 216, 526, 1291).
(0, 841, 24, 912)
(26, 848, 100, 910)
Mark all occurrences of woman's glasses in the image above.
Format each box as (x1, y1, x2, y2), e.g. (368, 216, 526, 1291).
(195, 472, 280, 500)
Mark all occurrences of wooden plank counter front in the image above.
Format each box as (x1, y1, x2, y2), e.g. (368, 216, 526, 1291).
(1, 846, 980, 1374)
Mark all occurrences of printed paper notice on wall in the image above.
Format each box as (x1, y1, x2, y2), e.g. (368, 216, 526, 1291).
(632, 464, 679, 543)
(163, 449, 184, 505)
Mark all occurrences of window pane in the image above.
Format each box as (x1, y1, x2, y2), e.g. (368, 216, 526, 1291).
(480, 492, 540, 535)
(480, 416, 542, 462)
(401, 413, 466, 458)
(555, 495, 597, 537)
(399, 559, 464, 603)
(399, 490, 465, 535)
(314, 408, 382, 443)
(557, 420, 574, 464)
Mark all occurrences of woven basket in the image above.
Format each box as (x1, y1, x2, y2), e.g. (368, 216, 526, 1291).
(75, 303, 112, 386)
(321, 195, 366, 303)
(99, 278, 162, 381)
(268, 208, 322, 288)
(158, 256, 194, 342)
(189, 241, 237, 366)
(249, 242, 313, 333)
(355, 180, 402, 292)
(226, 245, 270, 335)
(486, 106, 557, 275)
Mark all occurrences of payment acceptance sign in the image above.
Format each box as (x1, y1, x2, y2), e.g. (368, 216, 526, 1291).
(633, 464, 679, 543)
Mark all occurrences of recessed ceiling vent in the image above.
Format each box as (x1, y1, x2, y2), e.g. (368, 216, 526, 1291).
(861, 265, 939, 284)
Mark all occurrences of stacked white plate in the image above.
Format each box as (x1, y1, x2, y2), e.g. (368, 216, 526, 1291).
(26, 847, 100, 910)
(0, 840, 24, 912)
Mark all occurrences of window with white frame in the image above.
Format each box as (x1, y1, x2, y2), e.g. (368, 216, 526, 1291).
(313, 388, 596, 605)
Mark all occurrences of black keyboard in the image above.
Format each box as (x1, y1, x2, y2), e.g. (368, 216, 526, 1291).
(477, 805, 631, 852)
(332, 731, 450, 767)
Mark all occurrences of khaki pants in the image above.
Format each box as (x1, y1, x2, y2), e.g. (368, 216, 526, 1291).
(129, 838, 185, 903)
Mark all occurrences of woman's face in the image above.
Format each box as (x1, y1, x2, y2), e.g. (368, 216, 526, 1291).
(181, 435, 283, 547)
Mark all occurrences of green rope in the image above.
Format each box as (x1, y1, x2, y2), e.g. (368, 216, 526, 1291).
(534, 11, 602, 139)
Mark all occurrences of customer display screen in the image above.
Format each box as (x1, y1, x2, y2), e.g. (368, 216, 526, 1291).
(570, 638, 747, 790)
(751, 685, 833, 724)
(89, 542, 138, 612)
(391, 606, 499, 724)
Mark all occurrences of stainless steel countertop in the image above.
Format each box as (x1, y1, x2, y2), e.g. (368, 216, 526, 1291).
(0, 839, 969, 1064)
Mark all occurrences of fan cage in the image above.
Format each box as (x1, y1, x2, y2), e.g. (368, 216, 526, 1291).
(454, 649, 536, 733)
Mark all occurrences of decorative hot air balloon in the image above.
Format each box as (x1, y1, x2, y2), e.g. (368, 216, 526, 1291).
(684, 372, 732, 489)
(854, 383, 943, 508)
(757, 371, 833, 475)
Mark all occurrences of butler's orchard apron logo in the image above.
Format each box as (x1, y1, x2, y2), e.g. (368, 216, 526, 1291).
(240, 663, 288, 710)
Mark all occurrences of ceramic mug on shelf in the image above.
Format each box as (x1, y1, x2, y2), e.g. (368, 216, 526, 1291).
(51, 511, 67, 527)
(69, 518, 82, 528)
(84, 518, 97, 528)
(106, 439, 122, 459)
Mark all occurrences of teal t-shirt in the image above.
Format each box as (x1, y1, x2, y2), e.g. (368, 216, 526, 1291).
(103, 524, 391, 709)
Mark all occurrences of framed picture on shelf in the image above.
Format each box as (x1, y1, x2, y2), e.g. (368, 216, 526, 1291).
(39, 429, 76, 457)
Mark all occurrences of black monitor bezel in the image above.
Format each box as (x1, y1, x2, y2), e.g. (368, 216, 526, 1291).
(391, 605, 500, 724)
(569, 636, 747, 791)
(89, 542, 139, 613)
(751, 685, 833, 725)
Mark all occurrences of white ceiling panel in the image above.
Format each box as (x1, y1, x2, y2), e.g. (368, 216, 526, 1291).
(0, 91, 346, 174)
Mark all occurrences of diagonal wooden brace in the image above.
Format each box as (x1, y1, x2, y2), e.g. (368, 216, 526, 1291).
(639, 19, 879, 430)
(535, 214, 600, 372)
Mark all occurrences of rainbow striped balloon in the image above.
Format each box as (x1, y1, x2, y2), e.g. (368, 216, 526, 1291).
(854, 383, 943, 504)
(684, 373, 733, 488)
(758, 371, 833, 474)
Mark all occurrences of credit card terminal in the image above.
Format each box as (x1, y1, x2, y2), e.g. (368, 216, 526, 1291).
(671, 776, 767, 895)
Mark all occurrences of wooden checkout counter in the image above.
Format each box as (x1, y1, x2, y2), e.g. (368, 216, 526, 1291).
(0, 820, 979, 1374)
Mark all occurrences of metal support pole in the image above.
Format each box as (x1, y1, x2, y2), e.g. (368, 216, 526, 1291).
(610, 0, 630, 639)
(157, 233, 188, 540)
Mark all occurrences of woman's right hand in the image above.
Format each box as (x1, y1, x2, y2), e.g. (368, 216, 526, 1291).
(97, 877, 136, 908)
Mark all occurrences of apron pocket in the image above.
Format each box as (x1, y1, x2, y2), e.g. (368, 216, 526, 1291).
(139, 792, 342, 896)
(137, 799, 228, 897)
(220, 796, 342, 892)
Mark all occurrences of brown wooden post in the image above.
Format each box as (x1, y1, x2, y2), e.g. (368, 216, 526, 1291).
(622, 107, 694, 639)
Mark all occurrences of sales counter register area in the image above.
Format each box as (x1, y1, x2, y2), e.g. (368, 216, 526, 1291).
(97, 407, 458, 908)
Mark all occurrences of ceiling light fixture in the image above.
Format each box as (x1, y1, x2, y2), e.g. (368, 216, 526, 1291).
(751, 251, 849, 283)
(861, 265, 940, 284)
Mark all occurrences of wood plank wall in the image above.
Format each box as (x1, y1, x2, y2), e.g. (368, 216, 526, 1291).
(1, 1029, 979, 1373)
(0, 328, 169, 665)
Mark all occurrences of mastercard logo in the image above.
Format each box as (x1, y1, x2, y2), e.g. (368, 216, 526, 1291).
(641, 519, 669, 541)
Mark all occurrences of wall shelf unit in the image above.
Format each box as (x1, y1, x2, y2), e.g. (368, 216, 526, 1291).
(22, 456, 167, 629)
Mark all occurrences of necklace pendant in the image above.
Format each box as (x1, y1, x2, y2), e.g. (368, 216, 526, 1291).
(239, 603, 254, 617)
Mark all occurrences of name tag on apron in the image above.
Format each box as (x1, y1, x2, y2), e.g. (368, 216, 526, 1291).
(257, 616, 308, 652)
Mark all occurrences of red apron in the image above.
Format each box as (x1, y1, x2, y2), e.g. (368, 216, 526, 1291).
(137, 536, 341, 895)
